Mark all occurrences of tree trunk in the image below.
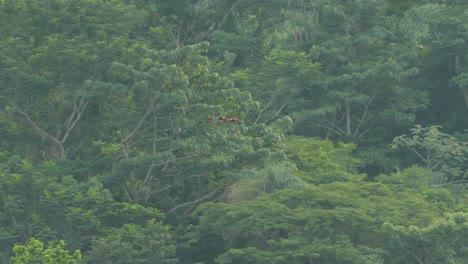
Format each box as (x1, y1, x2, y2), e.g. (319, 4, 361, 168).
(345, 100, 351, 134)
(454, 55, 468, 108)
(462, 88, 468, 109)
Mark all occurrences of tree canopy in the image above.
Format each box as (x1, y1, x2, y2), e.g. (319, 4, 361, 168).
(0, 0, 467, 263)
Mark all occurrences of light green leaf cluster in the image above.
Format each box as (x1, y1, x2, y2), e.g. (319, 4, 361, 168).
(392, 125, 467, 178)
(11, 238, 81, 264)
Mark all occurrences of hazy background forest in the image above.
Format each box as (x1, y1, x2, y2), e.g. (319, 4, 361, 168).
(0, 0, 467, 263)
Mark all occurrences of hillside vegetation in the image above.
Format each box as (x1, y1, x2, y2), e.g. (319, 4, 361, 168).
(0, 0, 467, 263)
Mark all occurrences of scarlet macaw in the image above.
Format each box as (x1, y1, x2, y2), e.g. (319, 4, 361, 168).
(210, 116, 239, 123)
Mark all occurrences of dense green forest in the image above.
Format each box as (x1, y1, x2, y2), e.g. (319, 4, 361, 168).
(0, 0, 467, 263)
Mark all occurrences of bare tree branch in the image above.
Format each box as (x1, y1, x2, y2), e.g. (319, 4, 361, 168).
(120, 95, 161, 159)
(254, 96, 276, 123)
(15, 107, 62, 146)
(113, 181, 134, 203)
(218, 0, 243, 29)
(62, 94, 87, 144)
(167, 186, 224, 214)
(353, 95, 374, 138)
(326, 120, 346, 135)
(267, 103, 287, 123)
(433, 179, 468, 187)
(14, 88, 88, 160)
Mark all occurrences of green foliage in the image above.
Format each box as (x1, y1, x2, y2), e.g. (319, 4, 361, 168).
(0, 153, 162, 260)
(1, 0, 468, 263)
(184, 181, 445, 263)
(392, 125, 468, 180)
(242, 0, 428, 144)
(11, 238, 81, 264)
(0, 0, 148, 161)
(92, 41, 282, 208)
(249, 48, 322, 125)
(84, 220, 177, 264)
(376, 165, 442, 190)
(216, 237, 385, 264)
(384, 212, 468, 264)
(376, 165, 457, 209)
(283, 136, 362, 184)
(406, 2, 468, 130)
(224, 161, 304, 204)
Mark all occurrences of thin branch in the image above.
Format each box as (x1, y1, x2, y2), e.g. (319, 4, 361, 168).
(167, 186, 224, 214)
(113, 181, 133, 203)
(406, 250, 424, 264)
(153, 113, 158, 155)
(62, 95, 87, 144)
(155, 13, 184, 48)
(254, 96, 276, 123)
(307, 122, 343, 136)
(326, 120, 346, 135)
(267, 103, 287, 123)
(406, 146, 428, 165)
(427, 148, 432, 170)
(8, 209, 28, 243)
(353, 95, 374, 138)
(121, 97, 158, 145)
(130, 171, 138, 202)
(121, 94, 161, 159)
(219, 0, 243, 29)
(188, 0, 244, 44)
(430, 156, 448, 171)
(160, 158, 171, 173)
(136, 163, 157, 200)
(149, 173, 205, 196)
(15, 91, 88, 160)
(433, 179, 468, 187)
(152, 183, 179, 194)
(355, 126, 373, 142)
(15, 107, 61, 146)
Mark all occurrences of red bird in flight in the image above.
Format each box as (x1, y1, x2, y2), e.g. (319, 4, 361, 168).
(210, 116, 239, 123)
